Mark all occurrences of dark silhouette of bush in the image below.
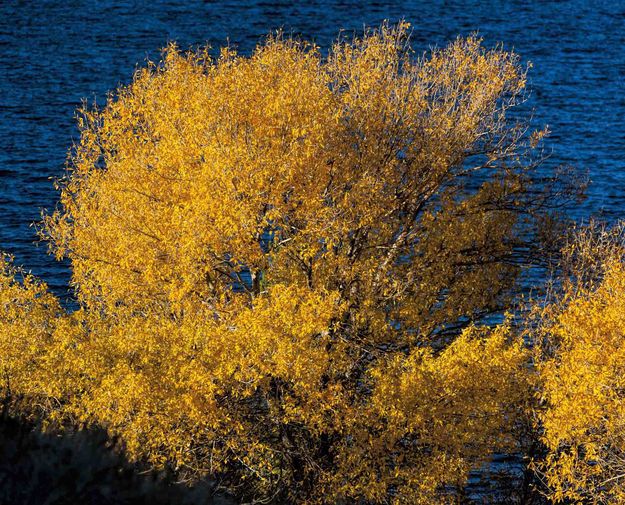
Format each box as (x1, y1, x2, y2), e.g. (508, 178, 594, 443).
(0, 411, 233, 505)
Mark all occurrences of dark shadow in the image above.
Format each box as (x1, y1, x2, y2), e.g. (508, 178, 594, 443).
(0, 411, 234, 505)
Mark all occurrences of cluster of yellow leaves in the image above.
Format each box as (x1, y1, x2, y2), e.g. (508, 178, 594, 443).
(533, 223, 625, 504)
(44, 22, 529, 326)
(326, 323, 529, 504)
(0, 255, 61, 408)
(0, 23, 555, 503)
(65, 285, 344, 477)
(0, 261, 529, 503)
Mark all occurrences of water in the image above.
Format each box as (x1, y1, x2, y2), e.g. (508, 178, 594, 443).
(0, 0, 624, 300)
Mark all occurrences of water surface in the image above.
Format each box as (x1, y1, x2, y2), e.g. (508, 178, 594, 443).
(1, 0, 623, 299)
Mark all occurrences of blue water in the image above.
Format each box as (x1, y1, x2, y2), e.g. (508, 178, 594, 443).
(1, 1, 624, 299)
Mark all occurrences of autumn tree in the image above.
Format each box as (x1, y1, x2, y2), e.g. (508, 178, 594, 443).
(0, 23, 572, 503)
(531, 222, 625, 504)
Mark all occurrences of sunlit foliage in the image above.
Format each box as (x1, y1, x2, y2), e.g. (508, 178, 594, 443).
(0, 23, 566, 503)
(533, 222, 625, 504)
(0, 255, 61, 411)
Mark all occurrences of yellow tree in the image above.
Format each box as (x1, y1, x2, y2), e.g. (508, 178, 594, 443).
(532, 222, 625, 504)
(0, 23, 569, 503)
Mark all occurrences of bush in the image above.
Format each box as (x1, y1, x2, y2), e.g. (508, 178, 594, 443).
(1, 23, 575, 503)
(532, 222, 625, 503)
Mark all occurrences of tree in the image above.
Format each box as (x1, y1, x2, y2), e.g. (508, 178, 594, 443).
(532, 222, 625, 504)
(0, 23, 569, 503)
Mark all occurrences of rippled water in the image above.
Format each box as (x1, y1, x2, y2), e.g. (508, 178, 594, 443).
(1, 0, 624, 299)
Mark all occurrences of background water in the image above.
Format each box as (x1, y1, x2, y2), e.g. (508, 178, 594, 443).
(0, 0, 624, 301)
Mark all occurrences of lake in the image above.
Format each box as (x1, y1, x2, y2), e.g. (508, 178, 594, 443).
(1, 0, 624, 301)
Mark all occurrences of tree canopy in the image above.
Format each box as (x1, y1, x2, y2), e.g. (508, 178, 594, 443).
(0, 23, 599, 504)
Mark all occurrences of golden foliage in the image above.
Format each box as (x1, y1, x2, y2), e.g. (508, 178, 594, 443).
(533, 222, 625, 504)
(0, 23, 556, 503)
(44, 23, 531, 324)
(327, 323, 529, 504)
(0, 255, 61, 408)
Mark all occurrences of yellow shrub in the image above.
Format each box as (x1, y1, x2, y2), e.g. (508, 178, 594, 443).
(534, 223, 625, 503)
(1, 23, 555, 503)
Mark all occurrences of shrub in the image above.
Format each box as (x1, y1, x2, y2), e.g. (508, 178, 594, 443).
(533, 222, 625, 503)
(0, 23, 572, 503)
